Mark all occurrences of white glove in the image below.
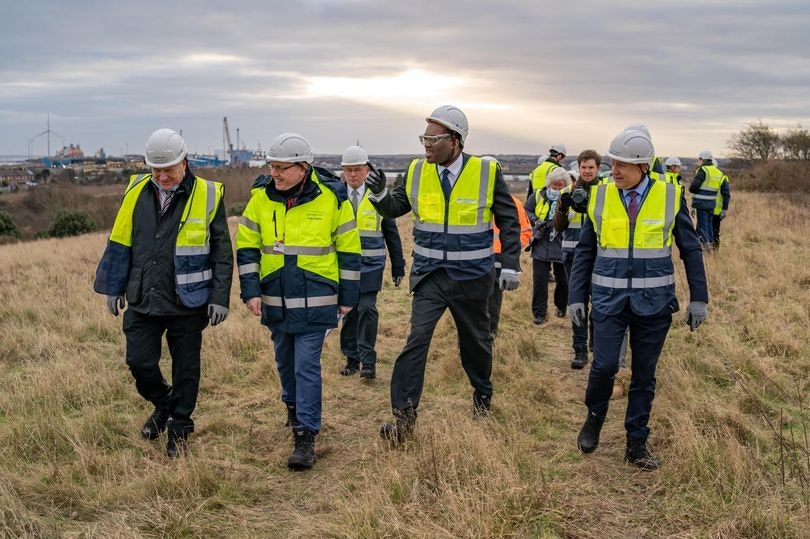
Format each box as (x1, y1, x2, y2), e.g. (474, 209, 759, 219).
(499, 269, 520, 291)
(685, 301, 707, 331)
(208, 304, 229, 326)
(569, 303, 586, 327)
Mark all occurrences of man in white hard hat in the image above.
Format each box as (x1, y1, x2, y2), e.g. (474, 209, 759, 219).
(689, 150, 730, 250)
(236, 133, 361, 470)
(94, 128, 233, 458)
(528, 144, 566, 198)
(338, 145, 405, 379)
(366, 105, 523, 444)
(664, 156, 683, 185)
(568, 128, 708, 470)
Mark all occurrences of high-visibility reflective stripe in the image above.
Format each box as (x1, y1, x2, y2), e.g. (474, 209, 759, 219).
(494, 261, 502, 269)
(413, 244, 493, 261)
(567, 221, 582, 229)
(663, 182, 676, 244)
(413, 221, 493, 234)
(698, 186, 720, 193)
(562, 240, 579, 249)
(410, 160, 424, 215)
(335, 220, 357, 235)
(238, 263, 260, 275)
(359, 230, 383, 238)
(476, 160, 489, 224)
(176, 269, 212, 285)
(261, 245, 336, 256)
(340, 269, 361, 280)
(362, 248, 386, 257)
(693, 194, 717, 200)
(176, 245, 211, 256)
(591, 274, 675, 289)
(126, 174, 151, 194)
(597, 247, 671, 258)
(205, 180, 217, 220)
(261, 295, 339, 308)
(592, 183, 607, 238)
(240, 215, 261, 233)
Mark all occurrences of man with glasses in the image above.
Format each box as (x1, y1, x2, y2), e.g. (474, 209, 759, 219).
(236, 133, 361, 470)
(365, 105, 523, 444)
(338, 145, 405, 379)
(94, 128, 233, 458)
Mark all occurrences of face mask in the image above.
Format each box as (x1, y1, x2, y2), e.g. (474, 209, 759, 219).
(546, 188, 560, 201)
(151, 177, 181, 192)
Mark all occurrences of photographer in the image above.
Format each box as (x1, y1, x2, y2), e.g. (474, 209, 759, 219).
(553, 149, 601, 368)
(525, 167, 571, 324)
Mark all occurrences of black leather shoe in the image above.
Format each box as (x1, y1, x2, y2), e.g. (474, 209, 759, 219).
(141, 407, 170, 440)
(359, 365, 376, 379)
(577, 411, 606, 453)
(570, 348, 588, 370)
(340, 362, 360, 376)
(166, 430, 188, 459)
(555, 308, 566, 318)
(533, 315, 546, 325)
(379, 409, 416, 446)
(284, 403, 298, 427)
(288, 428, 316, 470)
(625, 437, 661, 470)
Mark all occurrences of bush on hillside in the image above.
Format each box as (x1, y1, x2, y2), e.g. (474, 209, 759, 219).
(0, 210, 21, 243)
(46, 209, 96, 238)
(727, 161, 809, 192)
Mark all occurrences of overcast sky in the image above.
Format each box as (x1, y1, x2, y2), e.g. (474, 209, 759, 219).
(2, 0, 809, 159)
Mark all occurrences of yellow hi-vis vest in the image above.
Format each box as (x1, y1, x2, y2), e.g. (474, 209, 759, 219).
(713, 174, 729, 215)
(560, 184, 584, 252)
(355, 190, 386, 271)
(587, 179, 681, 316)
(105, 173, 222, 308)
(692, 164, 725, 210)
(530, 160, 560, 191)
(406, 156, 496, 279)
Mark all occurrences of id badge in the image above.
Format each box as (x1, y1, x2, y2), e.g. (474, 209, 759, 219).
(272, 240, 285, 254)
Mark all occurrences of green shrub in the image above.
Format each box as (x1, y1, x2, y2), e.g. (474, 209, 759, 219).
(0, 210, 21, 242)
(46, 209, 96, 238)
(228, 201, 247, 216)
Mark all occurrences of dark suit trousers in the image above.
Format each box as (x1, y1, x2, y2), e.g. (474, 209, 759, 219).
(123, 309, 209, 430)
(390, 269, 495, 412)
(585, 303, 672, 440)
(340, 291, 379, 366)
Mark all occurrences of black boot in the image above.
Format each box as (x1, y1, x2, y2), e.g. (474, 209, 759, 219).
(379, 408, 417, 446)
(359, 364, 376, 379)
(287, 428, 316, 470)
(570, 348, 588, 370)
(472, 391, 492, 419)
(340, 361, 360, 376)
(625, 436, 660, 470)
(284, 403, 298, 428)
(141, 407, 170, 440)
(577, 410, 605, 454)
(166, 421, 191, 459)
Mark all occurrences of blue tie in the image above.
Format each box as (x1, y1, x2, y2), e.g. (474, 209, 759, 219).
(627, 191, 639, 226)
(440, 169, 452, 198)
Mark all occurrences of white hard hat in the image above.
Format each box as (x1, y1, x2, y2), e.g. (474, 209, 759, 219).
(537, 154, 548, 165)
(699, 150, 713, 160)
(625, 122, 651, 139)
(341, 145, 369, 166)
(480, 155, 500, 165)
(665, 156, 682, 167)
(267, 132, 313, 164)
(144, 128, 187, 168)
(426, 105, 469, 145)
(607, 129, 655, 165)
(549, 143, 567, 156)
(546, 166, 572, 186)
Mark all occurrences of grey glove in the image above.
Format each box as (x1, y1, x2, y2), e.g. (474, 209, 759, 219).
(393, 275, 403, 287)
(720, 210, 727, 220)
(208, 304, 229, 326)
(499, 269, 520, 291)
(106, 295, 126, 316)
(569, 303, 585, 327)
(685, 301, 707, 331)
(365, 163, 387, 195)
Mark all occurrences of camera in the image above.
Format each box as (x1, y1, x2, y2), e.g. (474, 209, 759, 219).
(571, 188, 589, 206)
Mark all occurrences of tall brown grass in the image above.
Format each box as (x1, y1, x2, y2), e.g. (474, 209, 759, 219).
(0, 192, 807, 537)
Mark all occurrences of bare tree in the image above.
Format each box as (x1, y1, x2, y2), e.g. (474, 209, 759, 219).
(780, 124, 810, 161)
(727, 120, 780, 163)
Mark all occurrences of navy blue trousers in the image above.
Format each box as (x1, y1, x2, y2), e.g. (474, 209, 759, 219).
(585, 303, 672, 440)
(271, 330, 326, 433)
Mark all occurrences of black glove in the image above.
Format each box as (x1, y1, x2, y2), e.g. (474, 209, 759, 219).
(533, 220, 548, 240)
(559, 191, 573, 211)
(365, 163, 387, 195)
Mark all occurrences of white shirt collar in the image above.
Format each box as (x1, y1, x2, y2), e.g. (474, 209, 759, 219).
(437, 153, 463, 181)
(349, 183, 366, 198)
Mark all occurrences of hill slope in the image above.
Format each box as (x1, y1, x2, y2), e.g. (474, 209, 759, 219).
(0, 191, 808, 537)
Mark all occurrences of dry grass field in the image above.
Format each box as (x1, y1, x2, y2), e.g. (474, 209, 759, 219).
(0, 190, 808, 537)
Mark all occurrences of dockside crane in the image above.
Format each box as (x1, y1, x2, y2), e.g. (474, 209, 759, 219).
(223, 116, 234, 165)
